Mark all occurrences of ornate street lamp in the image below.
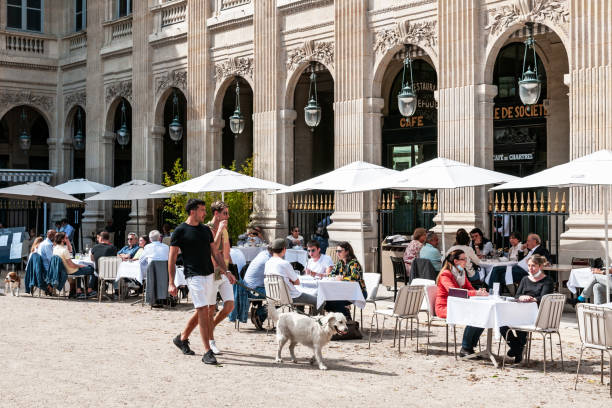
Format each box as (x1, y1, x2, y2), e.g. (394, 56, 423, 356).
(398, 51, 417, 118)
(168, 89, 183, 143)
(304, 62, 322, 131)
(518, 23, 542, 106)
(229, 80, 245, 137)
(116, 100, 130, 147)
(18, 108, 31, 151)
(73, 108, 85, 151)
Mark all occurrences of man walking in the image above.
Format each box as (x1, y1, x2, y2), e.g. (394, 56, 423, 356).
(206, 201, 234, 355)
(168, 199, 235, 365)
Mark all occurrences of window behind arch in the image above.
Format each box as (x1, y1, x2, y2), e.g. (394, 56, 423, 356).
(75, 0, 86, 32)
(117, 0, 132, 18)
(7, 0, 43, 32)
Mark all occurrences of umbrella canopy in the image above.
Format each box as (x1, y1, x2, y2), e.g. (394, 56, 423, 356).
(342, 157, 517, 254)
(0, 181, 82, 204)
(55, 178, 112, 195)
(492, 149, 612, 303)
(272, 161, 400, 194)
(85, 179, 168, 201)
(151, 168, 286, 195)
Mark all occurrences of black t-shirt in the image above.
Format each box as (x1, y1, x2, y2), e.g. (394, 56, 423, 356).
(170, 222, 214, 278)
(516, 275, 554, 304)
(91, 243, 118, 270)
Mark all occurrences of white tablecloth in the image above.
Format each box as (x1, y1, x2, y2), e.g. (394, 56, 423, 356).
(233, 246, 264, 262)
(297, 276, 365, 310)
(73, 259, 96, 276)
(567, 267, 594, 294)
(479, 260, 518, 285)
(115, 261, 185, 287)
(285, 248, 308, 267)
(447, 296, 539, 337)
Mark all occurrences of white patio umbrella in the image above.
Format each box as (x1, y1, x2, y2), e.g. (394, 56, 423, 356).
(85, 180, 169, 236)
(55, 179, 112, 251)
(492, 149, 612, 302)
(271, 161, 400, 194)
(0, 181, 82, 235)
(344, 157, 518, 253)
(55, 178, 112, 195)
(151, 168, 287, 198)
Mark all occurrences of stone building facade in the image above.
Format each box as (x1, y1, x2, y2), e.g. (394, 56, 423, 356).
(0, 0, 609, 271)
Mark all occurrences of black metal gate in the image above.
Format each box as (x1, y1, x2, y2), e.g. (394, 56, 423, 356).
(287, 193, 334, 245)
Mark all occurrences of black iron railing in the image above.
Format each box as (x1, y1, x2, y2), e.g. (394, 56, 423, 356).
(287, 193, 334, 244)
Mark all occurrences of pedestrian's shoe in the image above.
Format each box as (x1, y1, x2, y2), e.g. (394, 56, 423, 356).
(209, 339, 221, 355)
(202, 349, 218, 365)
(567, 297, 583, 307)
(459, 347, 474, 358)
(173, 334, 195, 355)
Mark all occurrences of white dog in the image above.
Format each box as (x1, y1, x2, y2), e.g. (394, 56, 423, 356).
(268, 305, 348, 370)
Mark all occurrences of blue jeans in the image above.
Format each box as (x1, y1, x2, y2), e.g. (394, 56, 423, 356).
(229, 282, 266, 323)
(461, 325, 484, 351)
(71, 265, 96, 291)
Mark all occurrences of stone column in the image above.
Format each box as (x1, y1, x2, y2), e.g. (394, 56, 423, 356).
(560, 0, 612, 262)
(47, 137, 73, 224)
(326, 1, 380, 271)
(435, 0, 494, 247)
(82, 0, 111, 246)
(251, 0, 289, 239)
(186, 0, 214, 175)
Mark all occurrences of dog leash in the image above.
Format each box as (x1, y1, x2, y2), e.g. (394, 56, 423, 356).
(233, 280, 322, 325)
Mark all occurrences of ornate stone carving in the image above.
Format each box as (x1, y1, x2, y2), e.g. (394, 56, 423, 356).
(0, 90, 54, 113)
(485, 0, 569, 36)
(155, 69, 187, 95)
(214, 57, 254, 82)
(64, 90, 86, 109)
(286, 40, 334, 71)
(373, 20, 437, 55)
(105, 80, 132, 103)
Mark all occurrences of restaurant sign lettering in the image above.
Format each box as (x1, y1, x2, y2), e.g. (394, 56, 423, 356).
(494, 103, 547, 121)
(493, 153, 535, 162)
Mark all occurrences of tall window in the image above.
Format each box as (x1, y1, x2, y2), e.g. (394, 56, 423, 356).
(7, 0, 43, 32)
(75, 0, 86, 32)
(117, 0, 131, 18)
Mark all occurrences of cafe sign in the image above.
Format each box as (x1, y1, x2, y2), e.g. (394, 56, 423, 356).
(494, 103, 547, 120)
(493, 152, 535, 162)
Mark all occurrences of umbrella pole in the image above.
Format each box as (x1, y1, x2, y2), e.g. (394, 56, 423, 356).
(605, 185, 610, 304)
(440, 191, 446, 255)
(136, 200, 140, 237)
(222, 192, 224, 201)
(35, 199, 40, 237)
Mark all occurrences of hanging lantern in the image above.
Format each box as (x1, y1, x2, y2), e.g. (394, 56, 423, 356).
(18, 108, 31, 151)
(397, 51, 417, 118)
(229, 80, 245, 137)
(168, 90, 183, 143)
(116, 100, 130, 147)
(518, 23, 542, 106)
(73, 108, 85, 151)
(304, 62, 322, 130)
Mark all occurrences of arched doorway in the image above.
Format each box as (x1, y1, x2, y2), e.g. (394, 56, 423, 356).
(381, 48, 438, 234)
(0, 105, 50, 231)
(161, 87, 187, 176)
(292, 63, 334, 182)
(111, 97, 132, 247)
(221, 77, 253, 169)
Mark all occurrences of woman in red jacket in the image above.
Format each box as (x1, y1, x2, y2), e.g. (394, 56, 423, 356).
(435, 249, 488, 356)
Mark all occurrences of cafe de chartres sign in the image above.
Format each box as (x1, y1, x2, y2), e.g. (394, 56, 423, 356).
(494, 103, 548, 120)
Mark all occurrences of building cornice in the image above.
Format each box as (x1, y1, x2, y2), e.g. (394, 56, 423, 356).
(282, 21, 333, 36)
(277, 0, 333, 14)
(368, 1, 437, 17)
(0, 59, 56, 71)
(208, 15, 253, 32)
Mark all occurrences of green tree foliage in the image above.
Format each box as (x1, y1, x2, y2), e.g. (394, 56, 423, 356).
(161, 158, 253, 244)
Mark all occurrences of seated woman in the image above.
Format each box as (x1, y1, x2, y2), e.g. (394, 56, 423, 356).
(131, 235, 150, 260)
(446, 228, 481, 283)
(28, 237, 44, 261)
(53, 232, 96, 298)
(403, 227, 426, 274)
(470, 228, 494, 258)
(435, 249, 488, 356)
(325, 241, 367, 320)
(500, 254, 553, 364)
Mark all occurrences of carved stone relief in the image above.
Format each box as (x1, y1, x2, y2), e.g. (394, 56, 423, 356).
(0, 90, 55, 114)
(286, 40, 334, 71)
(485, 0, 569, 37)
(105, 80, 132, 104)
(155, 69, 187, 95)
(373, 20, 438, 56)
(214, 57, 254, 83)
(64, 90, 86, 110)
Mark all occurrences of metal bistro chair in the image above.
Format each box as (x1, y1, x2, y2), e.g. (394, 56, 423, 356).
(353, 272, 381, 330)
(501, 293, 566, 373)
(97, 256, 122, 302)
(264, 274, 314, 332)
(390, 256, 408, 301)
(368, 285, 427, 354)
(575, 304, 612, 397)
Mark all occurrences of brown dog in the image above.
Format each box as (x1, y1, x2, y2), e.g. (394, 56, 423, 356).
(4, 271, 20, 296)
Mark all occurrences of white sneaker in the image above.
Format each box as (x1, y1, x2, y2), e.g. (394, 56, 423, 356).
(209, 340, 221, 355)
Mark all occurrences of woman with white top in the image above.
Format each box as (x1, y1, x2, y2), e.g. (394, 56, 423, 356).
(446, 228, 481, 281)
(507, 231, 524, 261)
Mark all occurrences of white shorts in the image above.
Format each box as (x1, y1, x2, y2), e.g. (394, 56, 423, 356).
(186, 275, 216, 308)
(216, 274, 234, 303)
